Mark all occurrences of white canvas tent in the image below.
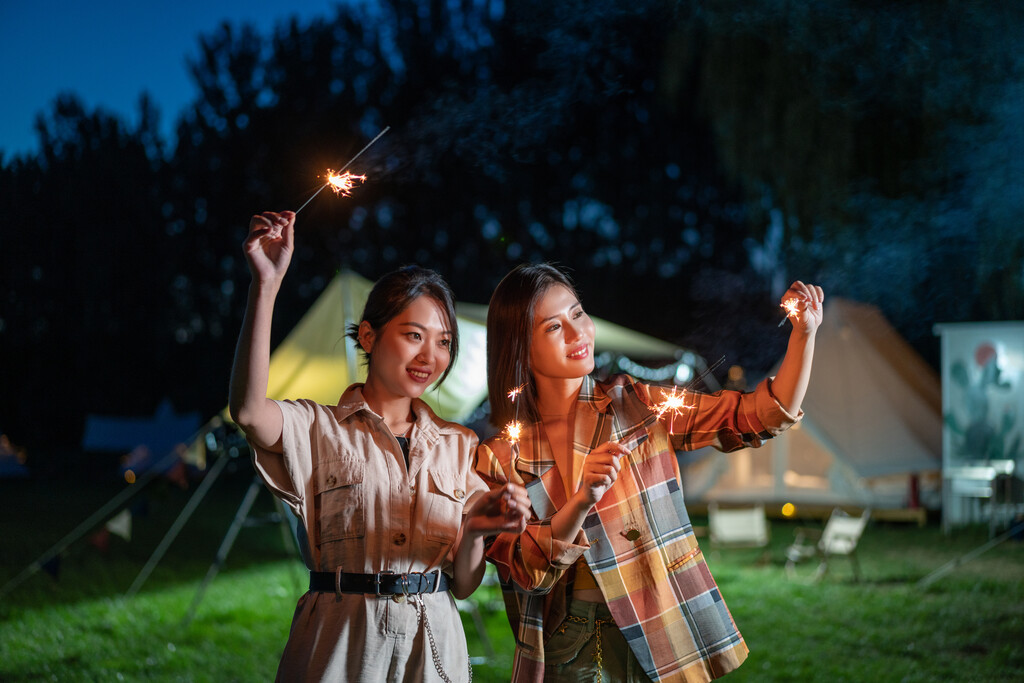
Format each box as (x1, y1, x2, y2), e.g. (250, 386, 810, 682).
(681, 298, 943, 517)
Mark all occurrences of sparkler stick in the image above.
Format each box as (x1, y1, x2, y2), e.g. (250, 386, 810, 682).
(778, 297, 801, 327)
(294, 125, 391, 215)
(503, 384, 526, 471)
(633, 354, 725, 439)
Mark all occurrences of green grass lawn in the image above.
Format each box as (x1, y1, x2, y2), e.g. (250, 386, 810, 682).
(2, 473, 1023, 682)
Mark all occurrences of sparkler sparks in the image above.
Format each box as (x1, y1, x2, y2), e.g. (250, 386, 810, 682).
(294, 126, 390, 215)
(651, 385, 693, 433)
(325, 170, 366, 196)
(778, 297, 801, 327)
(642, 354, 725, 436)
(503, 382, 527, 471)
(502, 420, 524, 445)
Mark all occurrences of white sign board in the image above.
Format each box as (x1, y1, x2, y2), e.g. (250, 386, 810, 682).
(934, 322, 1024, 531)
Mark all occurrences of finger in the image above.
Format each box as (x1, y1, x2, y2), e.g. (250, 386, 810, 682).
(280, 211, 296, 250)
(599, 441, 631, 456)
(249, 214, 274, 233)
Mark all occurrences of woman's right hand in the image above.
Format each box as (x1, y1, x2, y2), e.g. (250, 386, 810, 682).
(244, 211, 295, 283)
(575, 441, 629, 508)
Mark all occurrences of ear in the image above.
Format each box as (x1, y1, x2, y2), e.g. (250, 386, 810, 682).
(357, 321, 375, 354)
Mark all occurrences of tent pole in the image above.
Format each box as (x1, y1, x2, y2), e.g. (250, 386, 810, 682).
(181, 475, 263, 625)
(182, 474, 305, 625)
(124, 453, 230, 598)
(0, 448, 179, 600)
(916, 520, 1024, 589)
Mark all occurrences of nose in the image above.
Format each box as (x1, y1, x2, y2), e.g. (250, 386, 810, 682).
(564, 320, 582, 343)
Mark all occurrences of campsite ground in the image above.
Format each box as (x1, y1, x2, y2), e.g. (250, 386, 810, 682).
(2, 471, 1023, 682)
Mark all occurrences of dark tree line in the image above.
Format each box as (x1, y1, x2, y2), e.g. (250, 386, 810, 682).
(2, 0, 1021, 460)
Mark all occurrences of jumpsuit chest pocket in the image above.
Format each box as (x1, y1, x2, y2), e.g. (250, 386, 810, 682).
(424, 470, 466, 544)
(315, 459, 365, 543)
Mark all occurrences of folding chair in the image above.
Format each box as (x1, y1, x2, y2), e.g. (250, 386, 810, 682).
(707, 502, 770, 564)
(785, 508, 871, 582)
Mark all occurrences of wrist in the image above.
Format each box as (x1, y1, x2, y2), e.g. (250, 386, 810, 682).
(249, 278, 283, 296)
(568, 491, 596, 516)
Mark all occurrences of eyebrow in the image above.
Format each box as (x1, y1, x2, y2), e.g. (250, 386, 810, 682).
(398, 321, 453, 335)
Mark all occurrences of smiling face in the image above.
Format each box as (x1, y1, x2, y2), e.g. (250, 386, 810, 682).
(360, 294, 453, 401)
(529, 284, 596, 382)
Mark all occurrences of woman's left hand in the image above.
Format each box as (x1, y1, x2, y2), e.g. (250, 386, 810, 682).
(463, 483, 530, 539)
(781, 281, 824, 334)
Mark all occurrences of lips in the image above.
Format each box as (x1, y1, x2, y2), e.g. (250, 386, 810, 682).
(567, 345, 590, 361)
(407, 367, 432, 383)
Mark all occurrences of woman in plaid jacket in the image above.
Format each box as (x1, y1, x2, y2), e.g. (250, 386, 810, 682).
(476, 263, 822, 682)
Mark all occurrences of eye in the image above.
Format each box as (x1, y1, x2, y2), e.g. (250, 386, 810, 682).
(406, 332, 422, 341)
(546, 322, 561, 333)
(440, 338, 452, 350)
(572, 308, 584, 320)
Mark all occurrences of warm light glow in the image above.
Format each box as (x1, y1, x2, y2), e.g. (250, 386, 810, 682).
(507, 385, 525, 402)
(503, 420, 523, 445)
(781, 298, 800, 319)
(325, 170, 366, 196)
(124, 470, 136, 484)
(652, 385, 693, 433)
(781, 502, 796, 517)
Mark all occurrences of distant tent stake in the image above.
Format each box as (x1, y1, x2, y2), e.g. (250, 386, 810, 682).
(124, 453, 231, 598)
(182, 474, 304, 626)
(0, 448, 179, 600)
(916, 520, 1024, 589)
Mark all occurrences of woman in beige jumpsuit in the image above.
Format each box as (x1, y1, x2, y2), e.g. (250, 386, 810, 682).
(229, 210, 529, 682)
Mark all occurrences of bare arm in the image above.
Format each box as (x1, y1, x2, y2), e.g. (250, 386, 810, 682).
(770, 281, 824, 415)
(227, 211, 296, 451)
(549, 441, 629, 545)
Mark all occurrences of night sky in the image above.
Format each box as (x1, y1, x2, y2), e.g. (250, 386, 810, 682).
(0, 0, 337, 157)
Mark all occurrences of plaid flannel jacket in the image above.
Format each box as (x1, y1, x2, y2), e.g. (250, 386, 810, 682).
(475, 373, 801, 682)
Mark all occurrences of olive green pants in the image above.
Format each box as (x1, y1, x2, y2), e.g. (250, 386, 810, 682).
(543, 599, 649, 682)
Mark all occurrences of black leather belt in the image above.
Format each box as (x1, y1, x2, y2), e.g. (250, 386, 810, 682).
(309, 570, 450, 596)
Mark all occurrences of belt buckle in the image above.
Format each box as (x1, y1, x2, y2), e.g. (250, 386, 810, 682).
(375, 570, 395, 596)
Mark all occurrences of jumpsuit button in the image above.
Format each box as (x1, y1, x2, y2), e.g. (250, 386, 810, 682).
(326, 474, 337, 487)
(454, 488, 465, 500)
(393, 532, 407, 546)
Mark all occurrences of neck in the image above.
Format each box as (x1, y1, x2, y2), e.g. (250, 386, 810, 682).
(534, 375, 584, 419)
(361, 378, 414, 433)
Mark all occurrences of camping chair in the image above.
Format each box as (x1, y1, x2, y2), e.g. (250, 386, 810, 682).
(707, 502, 771, 564)
(785, 508, 871, 583)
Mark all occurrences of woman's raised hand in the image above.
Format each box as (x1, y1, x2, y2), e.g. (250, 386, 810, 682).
(781, 280, 825, 334)
(464, 483, 531, 538)
(244, 211, 295, 284)
(576, 441, 630, 508)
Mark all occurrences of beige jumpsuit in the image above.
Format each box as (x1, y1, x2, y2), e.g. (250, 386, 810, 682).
(250, 384, 487, 682)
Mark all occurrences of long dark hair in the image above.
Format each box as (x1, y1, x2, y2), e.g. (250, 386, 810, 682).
(346, 266, 460, 386)
(487, 263, 580, 427)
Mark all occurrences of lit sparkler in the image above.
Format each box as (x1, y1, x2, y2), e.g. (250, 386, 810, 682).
(778, 297, 801, 327)
(294, 126, 390, 215)
(503, 383, 527, 471)
(639, 354, 725, 437)
(502, 420, 524, 445)
(651, 385, 693, 433)
(325, 170, 366, 196)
